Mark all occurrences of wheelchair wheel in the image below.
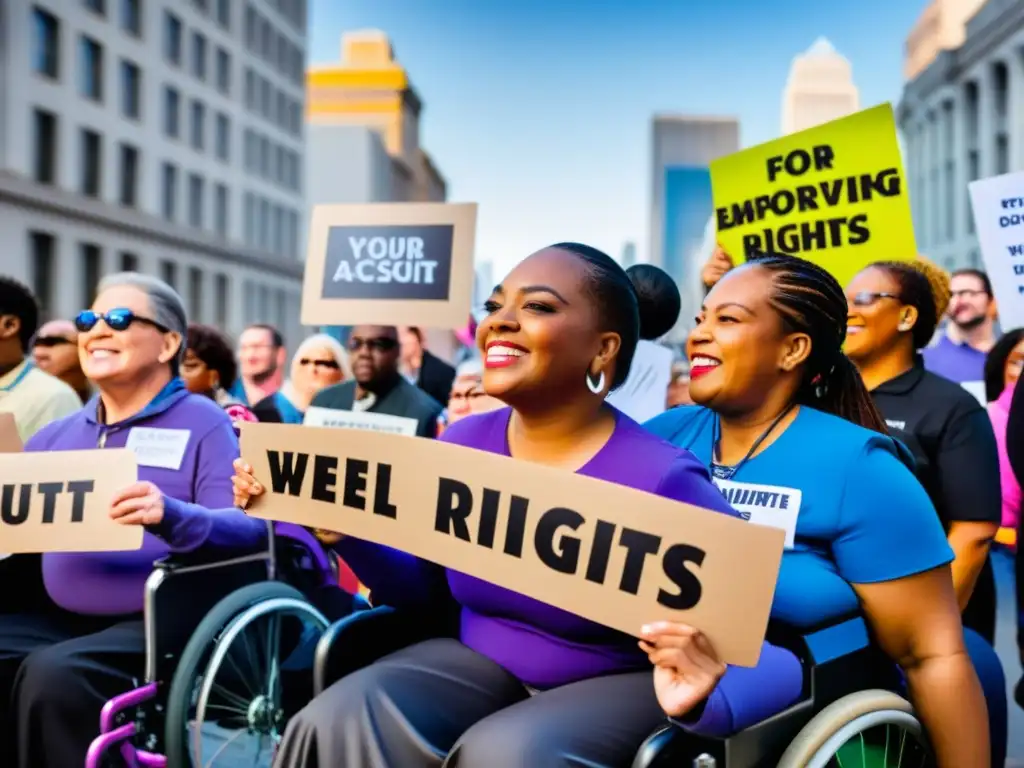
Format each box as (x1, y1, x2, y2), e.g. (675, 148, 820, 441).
(164, 581, 329, 767)
(777, 689, 932, 768)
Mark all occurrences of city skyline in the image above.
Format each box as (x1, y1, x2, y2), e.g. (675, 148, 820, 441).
(310, 0, 924, 281)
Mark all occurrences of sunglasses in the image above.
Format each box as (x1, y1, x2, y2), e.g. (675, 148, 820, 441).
(74, 308, 171, 334)
(849, 291, 900, 307)
(348, 337, 397, 352)
(33, 335, 74, 348)
(299, 358, 340, 370)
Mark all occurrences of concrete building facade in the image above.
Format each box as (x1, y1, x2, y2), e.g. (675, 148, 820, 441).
(781, 38, 861, 136)
(0, 0, 309, 347)
(897, 0, 1024, 271)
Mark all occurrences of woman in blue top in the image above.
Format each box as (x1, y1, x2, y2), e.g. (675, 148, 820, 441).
(645, 254, 988, 767)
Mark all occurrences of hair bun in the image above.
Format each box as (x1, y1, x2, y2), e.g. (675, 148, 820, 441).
(626, 264, 681, 340)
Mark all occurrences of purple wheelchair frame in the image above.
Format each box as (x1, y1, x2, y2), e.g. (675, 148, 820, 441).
(84, 522, 338, 768)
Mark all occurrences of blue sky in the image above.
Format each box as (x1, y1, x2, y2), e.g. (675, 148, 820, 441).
(309, 0, 925, 280)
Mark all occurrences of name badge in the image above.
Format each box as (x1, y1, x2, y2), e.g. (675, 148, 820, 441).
(304, 406, 418, 436)
(125, 427, 191, 470)
(713, 478, 802, 549)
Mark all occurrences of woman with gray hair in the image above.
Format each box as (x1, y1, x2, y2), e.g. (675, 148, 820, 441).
(0, 272, 266, 768)
(252, 332, 351, 423)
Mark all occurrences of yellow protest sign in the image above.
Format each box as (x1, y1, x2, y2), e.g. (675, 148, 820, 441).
(711, 103, 917, 288)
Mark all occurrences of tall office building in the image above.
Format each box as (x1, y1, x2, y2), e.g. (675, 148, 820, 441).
(781, 38, 860, 136)
(0, 1, 309, 347)
(898, 0, 1024, 271)
(649, 115, 739, 338)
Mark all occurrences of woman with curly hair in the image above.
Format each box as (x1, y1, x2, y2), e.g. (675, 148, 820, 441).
(182, 324, 257, 428)
(843, 256, 1007, 765)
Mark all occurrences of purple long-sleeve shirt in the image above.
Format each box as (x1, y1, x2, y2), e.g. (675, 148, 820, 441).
(334, 406, 794, 734)
(25, 378, 266, 615)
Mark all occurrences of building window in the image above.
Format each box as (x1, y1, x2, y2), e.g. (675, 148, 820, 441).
(32, 109, 58, 185)
(214, 273, 228, 326)
(121, 0, 141, 36)
(188, 174, 204, 228)
(84, 0, 106, 16)
(189, 267, 204, 320)
(244, 68, 255, 109)
(189, 100, 206, 150)
(191, 32, 207, 80)
(244, 5, 256, 49)
(80, 129, 102, 198)
(29, 231, 56, 319)
(243, 192, 255, 246)
(118, 142, 138, 207)
(81, 243, 102, 308)
(161, 260, 177, 289)
(161, 162, 178, 220)
(164, 11, 182, 65)
(120, 251, 139, 272)
(164, 86, 180, 137)
(215, 48, 231, 94)
(215, 113, 230, 161)
(31, 7, 60, 79)
(216, 0, 231, 29)
(214, 183, 228, 236)
(79, 36, 104, 102)
(120, 59, 141, 119)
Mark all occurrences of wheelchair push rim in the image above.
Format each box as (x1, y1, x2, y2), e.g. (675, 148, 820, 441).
(165, 581, 329, 768)
(778, 689, 932, 768)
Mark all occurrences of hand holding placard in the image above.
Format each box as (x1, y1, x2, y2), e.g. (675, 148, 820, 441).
(240, 422, 785, 667)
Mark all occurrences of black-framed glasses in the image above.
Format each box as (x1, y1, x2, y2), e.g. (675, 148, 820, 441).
(348, 337, 397, 352)
(849, 291, 900, 307)
(299, 358, 341, 370)
(32, 335, 74, 348)
(74, 308, 171, 334)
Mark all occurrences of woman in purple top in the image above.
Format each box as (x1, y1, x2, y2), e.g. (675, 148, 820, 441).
(0, 273, 265, 768)
(236, 245, 801, 767)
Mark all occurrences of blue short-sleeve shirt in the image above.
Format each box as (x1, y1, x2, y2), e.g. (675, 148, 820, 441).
(645, 406, 955, 628)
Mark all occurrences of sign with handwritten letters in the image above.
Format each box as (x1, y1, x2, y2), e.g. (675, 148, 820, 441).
(0, 449, 142, 554)
(303, 407, 418, 436)
(301, 203, 478, 329)
(969, 171, 1024, 331)
(711, 104, 917, 288)
(240, 423, 785, 666)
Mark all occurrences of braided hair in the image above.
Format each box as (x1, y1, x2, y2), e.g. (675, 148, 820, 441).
(754, 255, 889, 434)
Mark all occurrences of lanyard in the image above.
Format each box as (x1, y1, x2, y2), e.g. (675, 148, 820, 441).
(710, 403, 795, 481)
(0, 362, 33, 393)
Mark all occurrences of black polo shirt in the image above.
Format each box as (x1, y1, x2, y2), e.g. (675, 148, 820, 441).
(871, 359, 1002, 641)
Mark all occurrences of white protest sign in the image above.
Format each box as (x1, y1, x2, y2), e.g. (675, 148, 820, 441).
(303, 406, 418, 436)
(969, 172, 1024, 330)
(605, 340, 673, 423)
(713, 478, 801, 549)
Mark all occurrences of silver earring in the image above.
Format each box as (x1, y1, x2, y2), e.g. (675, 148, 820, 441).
(586, 370, 606, 394)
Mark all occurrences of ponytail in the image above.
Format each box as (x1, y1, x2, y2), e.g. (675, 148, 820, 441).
(798, 354, 889, 435)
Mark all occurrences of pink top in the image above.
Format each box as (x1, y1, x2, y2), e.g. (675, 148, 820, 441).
(989, 385, 1021, 544)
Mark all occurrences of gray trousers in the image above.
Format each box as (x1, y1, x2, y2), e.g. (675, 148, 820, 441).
(272, 638, 666, 768)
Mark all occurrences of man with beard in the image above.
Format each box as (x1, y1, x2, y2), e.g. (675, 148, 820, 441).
(31, 319, 90, 403)
(310, 324, 442, 437)
(229, 323, 287, 407)
(923, 268, 1000, 385)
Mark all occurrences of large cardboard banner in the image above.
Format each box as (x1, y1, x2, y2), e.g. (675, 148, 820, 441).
(969, 171, 1024, 330)
(711, 104, 917, 288)
(0, 413, 22, 453)
(301, 203, 477, 329)
(0, 449, 142, 553)
(241, 423, 785, 666)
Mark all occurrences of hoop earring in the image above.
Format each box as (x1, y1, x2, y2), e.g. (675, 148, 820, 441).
(586, 370, 606, 394)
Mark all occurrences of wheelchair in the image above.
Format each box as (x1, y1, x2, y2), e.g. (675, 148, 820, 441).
(312, 608, 934, 768)
(84, 521, 369, 768)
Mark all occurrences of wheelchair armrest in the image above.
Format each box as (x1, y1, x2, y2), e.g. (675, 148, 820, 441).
(313, 605, 453, 695)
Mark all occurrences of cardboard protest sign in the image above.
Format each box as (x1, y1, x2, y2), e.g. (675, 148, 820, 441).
(0, 413, 22, 453)
(301, 203, 477, 329)
(969, 171, 1024, 330)
(605, 341, 673, 423)
(711, 103, 916, 288)
(241, 423, 785, 666)
(304, 406, 418, 436)
(0, 449, 142, 553)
